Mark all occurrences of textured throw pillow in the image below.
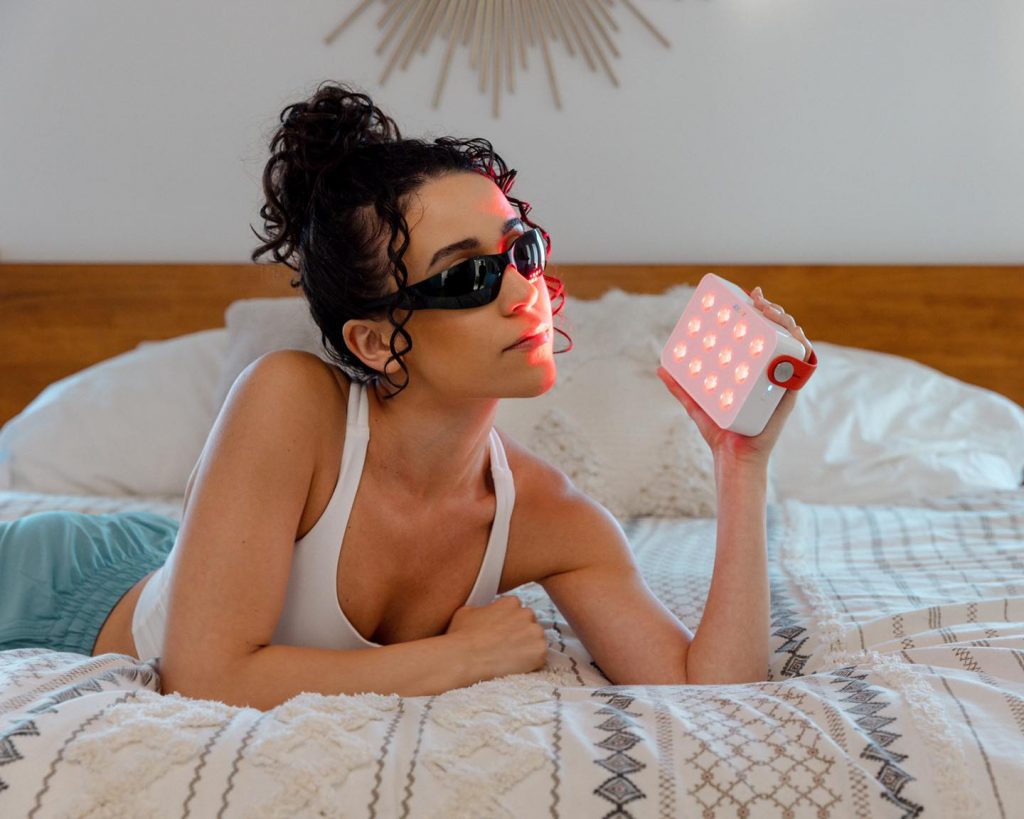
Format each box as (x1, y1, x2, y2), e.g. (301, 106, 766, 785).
(0, 329, 226, 496)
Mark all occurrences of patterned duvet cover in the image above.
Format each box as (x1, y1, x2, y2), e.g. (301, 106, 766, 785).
(1, 488, 1022, 818)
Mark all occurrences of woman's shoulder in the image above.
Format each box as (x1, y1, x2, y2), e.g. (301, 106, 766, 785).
(236, 351, 354, 438)
(493, 427, 577, 511)
(250, 349, 350, 402)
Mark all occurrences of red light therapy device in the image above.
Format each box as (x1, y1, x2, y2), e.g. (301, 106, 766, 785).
(660, 273, 818, 436)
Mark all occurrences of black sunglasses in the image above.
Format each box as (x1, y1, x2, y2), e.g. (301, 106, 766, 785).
(361, 227, 550, 311)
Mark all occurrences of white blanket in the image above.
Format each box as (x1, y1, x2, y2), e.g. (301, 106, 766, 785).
(1, 489, 1022, 818)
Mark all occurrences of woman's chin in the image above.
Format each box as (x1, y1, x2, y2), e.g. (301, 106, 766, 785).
(505, 362, 557, 397)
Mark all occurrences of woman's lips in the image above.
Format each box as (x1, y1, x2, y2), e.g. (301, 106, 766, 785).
(506, 329, 552, 351)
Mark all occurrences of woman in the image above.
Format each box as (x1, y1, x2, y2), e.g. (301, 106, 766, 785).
(0, 81, 812, 711)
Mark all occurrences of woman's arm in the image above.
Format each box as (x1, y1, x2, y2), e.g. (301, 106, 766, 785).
(683, 455, 769, 684)
(535, 462, 772, 687)
(654, 283, 813, 683)
(167, 635, 478, 711)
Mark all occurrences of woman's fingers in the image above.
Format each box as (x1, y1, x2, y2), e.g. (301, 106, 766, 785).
(657, 367, 712, 432)
(751, 286, 814, 362)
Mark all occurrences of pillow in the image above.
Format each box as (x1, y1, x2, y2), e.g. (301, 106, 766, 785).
(214, 297, 334, 413)
(0, 329, 226, 497)
(769, 341, 1024, 504)
(212, 288, 1024, 516)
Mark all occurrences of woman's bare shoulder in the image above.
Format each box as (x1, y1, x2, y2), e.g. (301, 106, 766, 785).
(493, 427, 575, 506)
(258, 350, 350, 402)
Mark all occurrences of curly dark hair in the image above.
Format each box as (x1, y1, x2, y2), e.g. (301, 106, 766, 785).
(250, 80, 572, 400)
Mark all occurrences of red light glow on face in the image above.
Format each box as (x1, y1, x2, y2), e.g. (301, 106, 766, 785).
(673, 343, 687, 361)
(688, 358, 702, 375)
(719, 348, 733, 365)
(688, 318, 701, 335)
(702, 333, 717, 350)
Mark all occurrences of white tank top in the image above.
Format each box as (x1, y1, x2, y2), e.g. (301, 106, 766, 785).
(131, 379, 516, 660)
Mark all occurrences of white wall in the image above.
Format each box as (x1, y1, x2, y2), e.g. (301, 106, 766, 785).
(2, 0, 1022, 264)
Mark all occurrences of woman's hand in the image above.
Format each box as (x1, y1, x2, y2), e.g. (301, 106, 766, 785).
(657, 286, 814, 468)
(445, 595, 548, 682)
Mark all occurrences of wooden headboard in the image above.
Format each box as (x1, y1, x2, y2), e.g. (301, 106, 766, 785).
(2, 263, 1022, 427)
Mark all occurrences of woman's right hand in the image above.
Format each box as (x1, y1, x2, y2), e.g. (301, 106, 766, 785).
(445, 595, 548, 681)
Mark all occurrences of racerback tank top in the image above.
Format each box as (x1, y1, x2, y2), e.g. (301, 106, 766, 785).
(132, 378, 516, 660)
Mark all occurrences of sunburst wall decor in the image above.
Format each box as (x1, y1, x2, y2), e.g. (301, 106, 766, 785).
(325, 0, 673, 117)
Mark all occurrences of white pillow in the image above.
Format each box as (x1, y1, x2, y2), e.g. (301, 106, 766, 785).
(213, 289, 1024, 514)
(19, 289, 1015, 510)
(0, 329, 226, 496)
(770, 341, 1024, 504)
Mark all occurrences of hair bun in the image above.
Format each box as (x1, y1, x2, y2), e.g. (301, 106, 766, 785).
(279, 81, 401, 168)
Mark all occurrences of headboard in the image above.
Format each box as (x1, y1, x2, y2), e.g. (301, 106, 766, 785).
(2, 263, 1022, 427)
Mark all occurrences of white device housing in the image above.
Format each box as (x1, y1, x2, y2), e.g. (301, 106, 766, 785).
(660, 273, 807, 436)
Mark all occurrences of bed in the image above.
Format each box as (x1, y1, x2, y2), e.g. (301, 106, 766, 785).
(1, 262, 1022, 818)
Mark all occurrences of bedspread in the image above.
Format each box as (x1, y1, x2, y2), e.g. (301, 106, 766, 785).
(1, 488, 1022, 818)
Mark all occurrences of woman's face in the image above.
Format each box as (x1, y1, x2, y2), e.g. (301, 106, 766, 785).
(364, 171, 557, 399)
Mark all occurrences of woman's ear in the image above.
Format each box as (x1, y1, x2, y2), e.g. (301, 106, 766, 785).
(342, 318, 404, 375)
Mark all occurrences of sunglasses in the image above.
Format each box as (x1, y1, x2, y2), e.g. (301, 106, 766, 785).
(361, 227, 550, 311)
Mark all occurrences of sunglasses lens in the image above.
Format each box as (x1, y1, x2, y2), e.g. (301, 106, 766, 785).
(513, 230, 546, 277)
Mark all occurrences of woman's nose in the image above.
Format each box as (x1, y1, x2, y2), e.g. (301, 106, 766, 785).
(502, 262, 540, 312)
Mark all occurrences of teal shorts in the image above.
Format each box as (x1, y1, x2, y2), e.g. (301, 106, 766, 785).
(0, 510, 179, 657)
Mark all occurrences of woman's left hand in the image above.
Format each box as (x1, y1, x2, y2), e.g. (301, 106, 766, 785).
(656, 286, 814, 468)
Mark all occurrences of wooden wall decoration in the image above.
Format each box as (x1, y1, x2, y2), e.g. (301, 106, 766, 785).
(325, 0, 672, 116)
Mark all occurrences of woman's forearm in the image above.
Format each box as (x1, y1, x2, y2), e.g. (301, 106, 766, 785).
(685, 456, 770, 684)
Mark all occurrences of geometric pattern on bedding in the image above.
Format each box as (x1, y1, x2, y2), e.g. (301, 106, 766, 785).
(0, 487, 1022, 818)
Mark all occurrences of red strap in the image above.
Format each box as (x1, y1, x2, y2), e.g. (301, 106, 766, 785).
(767, 348, 817, 390)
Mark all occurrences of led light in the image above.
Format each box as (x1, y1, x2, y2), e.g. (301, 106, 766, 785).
(660, 272, 816, 436)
